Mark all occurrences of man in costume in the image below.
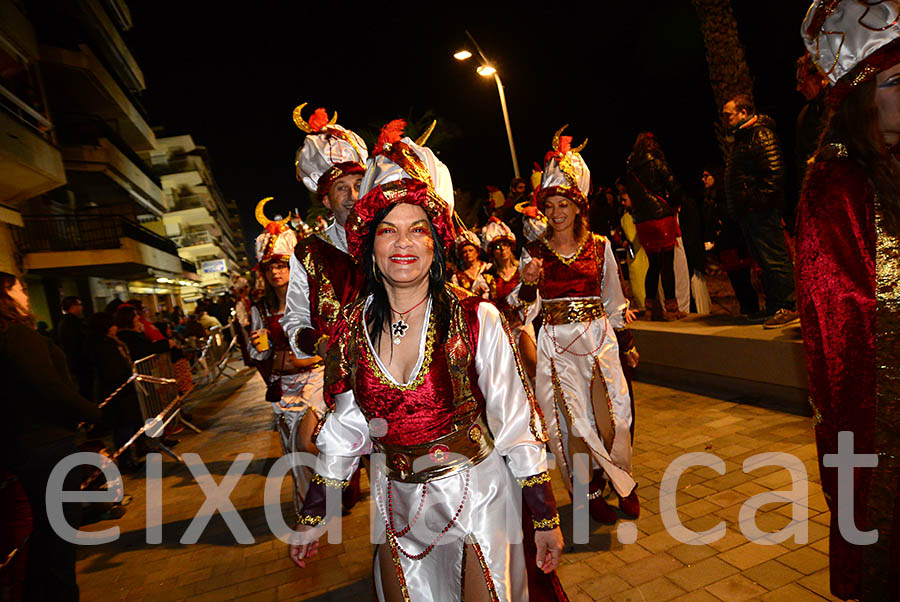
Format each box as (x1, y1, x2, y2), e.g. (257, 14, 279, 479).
(797, 1, 900, 598)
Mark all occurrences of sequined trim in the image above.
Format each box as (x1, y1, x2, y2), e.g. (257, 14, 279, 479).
(539, 231, 591, 266)
(533, 515, 561, 530)
(499, 312, 547, 441)
(549, 359, 573, 483)
(311, 473, 349, 489)
(517, 471, 552, 488)
(466, 535, 500, 602)
(385, 532, 412, 602)
(297, 514, 324, 526)
(809, 396, 823, 426)
(365, 308, 436, 392)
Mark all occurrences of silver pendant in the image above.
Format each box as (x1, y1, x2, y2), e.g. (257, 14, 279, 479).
(390, 318, 409, 345)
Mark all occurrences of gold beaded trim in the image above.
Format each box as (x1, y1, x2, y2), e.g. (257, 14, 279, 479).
(367, 309, 436, 391)
(533, 515, 561, 530)
(311, 473, 349, 489)
(297, 514, 324, 526)
(809, 396, 823, 426)
(518, 472, 552, 488)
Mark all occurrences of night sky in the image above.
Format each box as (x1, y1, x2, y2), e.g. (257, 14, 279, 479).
(127, 2, 811, 259)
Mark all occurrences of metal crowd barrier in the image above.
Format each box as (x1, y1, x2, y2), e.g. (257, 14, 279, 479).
(191, 321, 240, 387)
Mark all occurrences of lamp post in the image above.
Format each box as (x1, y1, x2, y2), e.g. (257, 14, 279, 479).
(455, 31, 520, 178)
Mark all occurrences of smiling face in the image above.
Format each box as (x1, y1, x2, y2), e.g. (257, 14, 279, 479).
(543, 194, 580, 235)
(373, 203, 435, 287)
(491, 240, 514, 263)
(875, 62, 900, 147)
(324, 173, 363, 226)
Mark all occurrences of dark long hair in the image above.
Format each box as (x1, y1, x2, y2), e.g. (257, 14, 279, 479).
(361, 203, 451, 348)
(0, 271, 34, 331)
(811, 77, 900, 235)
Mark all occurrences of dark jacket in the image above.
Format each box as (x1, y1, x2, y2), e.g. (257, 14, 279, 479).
(724, 114, 786, 217)
(89, 333, 141, 425)
(1, 321, 102, 456)
(625, 151, 684, 224)
(116, 329, 170, 362)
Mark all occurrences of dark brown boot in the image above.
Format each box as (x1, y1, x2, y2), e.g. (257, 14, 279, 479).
(663, 299, 686, 320)
(645, 298, 665, 321)
(618, 486, 640, 519)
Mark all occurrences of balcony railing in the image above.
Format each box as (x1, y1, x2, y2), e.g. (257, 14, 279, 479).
(171, 229, 216, 248)
(170, 194, 214, 213)
(14, 214, 179, 256)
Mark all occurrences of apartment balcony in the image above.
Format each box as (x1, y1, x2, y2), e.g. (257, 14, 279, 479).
(1, 0, 39, 62)
(39, 43, 154, 151)
(0, 105, 66, 205)
(62, 136, 164, 216)
(15, 214, 187, 280)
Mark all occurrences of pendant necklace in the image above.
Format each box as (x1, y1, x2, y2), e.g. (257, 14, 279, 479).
(389, 296, 429, 345)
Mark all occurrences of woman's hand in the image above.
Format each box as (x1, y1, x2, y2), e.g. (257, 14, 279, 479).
(521, 258, 543, 285)
(624, 349, 640, 368)
(289, 524, 322, 568)
(624, 308, 638, 324)
(534, 527, 564, 574)
(249, 329, 268, 352)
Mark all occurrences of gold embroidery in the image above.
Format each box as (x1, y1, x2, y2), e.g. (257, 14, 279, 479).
(517, 472, 551, 488)
(539, 230, 591, 267)
(466, 535, 500, 602)
(311, 473, 350, 489)
(533, 515, 561, 530)
(297, 514, 324, 526)
(542, 298, 606, 325)
(499, 312, 547, 441)
(366, 311, 436, 392)
(809, 396, 823, 426)
(386, 531, 412, 602)
(591, 357, 616, 457)
(549, 359, 573, 483)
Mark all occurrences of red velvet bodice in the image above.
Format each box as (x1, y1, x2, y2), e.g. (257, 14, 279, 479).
(487, 268, 522, 327)
(295, 236, 365, 336)
(526, 234, 606, 299)
(264, 312, 289, 351)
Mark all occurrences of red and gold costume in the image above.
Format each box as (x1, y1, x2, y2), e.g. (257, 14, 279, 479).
(797, 3, 900, 599)
(249, 199, 323, 520)
(515, 127, 638, 502)
(297, 122, 565, 602)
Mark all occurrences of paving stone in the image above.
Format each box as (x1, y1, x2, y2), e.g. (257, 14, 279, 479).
(776, 548, 830, 576)
(705, 574, 768, 601)
(556, 561, 601, 586)
(616, 552, 683, 586)
(760, 583, 831, 601)
(610, 576, 686, 602)
(667, 557, 739, 591)
(579, 572, 632, 599)
(718, 541, 789, 570)
(741, 560, 804, 591)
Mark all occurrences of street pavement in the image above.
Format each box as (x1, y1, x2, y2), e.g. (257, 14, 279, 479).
(76, 364, 839, 602)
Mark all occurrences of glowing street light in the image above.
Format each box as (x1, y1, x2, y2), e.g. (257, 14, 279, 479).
(453, 31, 520, 178)
(476, 65, 496, 77)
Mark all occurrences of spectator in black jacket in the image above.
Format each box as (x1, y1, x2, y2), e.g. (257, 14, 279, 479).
(722, 94, 799, 328)
(57, 296, 92, 400)
(1, 272, 103, 602)
(88, 312, 143, 473)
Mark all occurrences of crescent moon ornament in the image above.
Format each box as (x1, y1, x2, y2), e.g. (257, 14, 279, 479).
(328, 110, 338, 126)
(415, 120, 437, 146)
(255, 197, 291, 228)
(552, 124, 568, 152)
(572, 138, 588, 154)
(293, 103, 312, 133)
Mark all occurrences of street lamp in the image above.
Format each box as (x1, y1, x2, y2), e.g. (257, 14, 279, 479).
(454, 31, 520, 178)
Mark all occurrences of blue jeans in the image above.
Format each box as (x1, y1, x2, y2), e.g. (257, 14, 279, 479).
(739, 209, 796, 312)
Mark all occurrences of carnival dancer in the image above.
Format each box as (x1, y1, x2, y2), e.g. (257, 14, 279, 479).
(481, 216, 538, 380)
(451, 230, 491, 297)
(516, 126, 640, 524)
(280, 104, 374, 509)
(797, 2, 900, 599)
(249, 198, 324, 524)
(290, 120, 565, 601)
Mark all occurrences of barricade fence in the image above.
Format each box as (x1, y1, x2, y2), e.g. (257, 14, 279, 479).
(191, 320, 240, 387)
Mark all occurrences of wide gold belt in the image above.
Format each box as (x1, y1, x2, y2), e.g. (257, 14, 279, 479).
(374, 416, 494, 483)
(542, 298, 605, 325)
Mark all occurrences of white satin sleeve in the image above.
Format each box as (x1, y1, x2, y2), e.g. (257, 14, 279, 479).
(474, 302, 548, 479)
(508, 247, 541, 325)
(600, 237, 628, 330)
(248, 305, 271, 361)
(280, 252, 315, 359)
(313, 389, 372, 481)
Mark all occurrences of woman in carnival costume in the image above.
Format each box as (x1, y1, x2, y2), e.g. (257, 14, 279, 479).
(481, 216, 539, 380)
(290, 120, 565, 601)
(248, 200, 325, 524)
(797, 1, 900, 598)
(516, 127, 640, 524)
(451, 229, 491, 297)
